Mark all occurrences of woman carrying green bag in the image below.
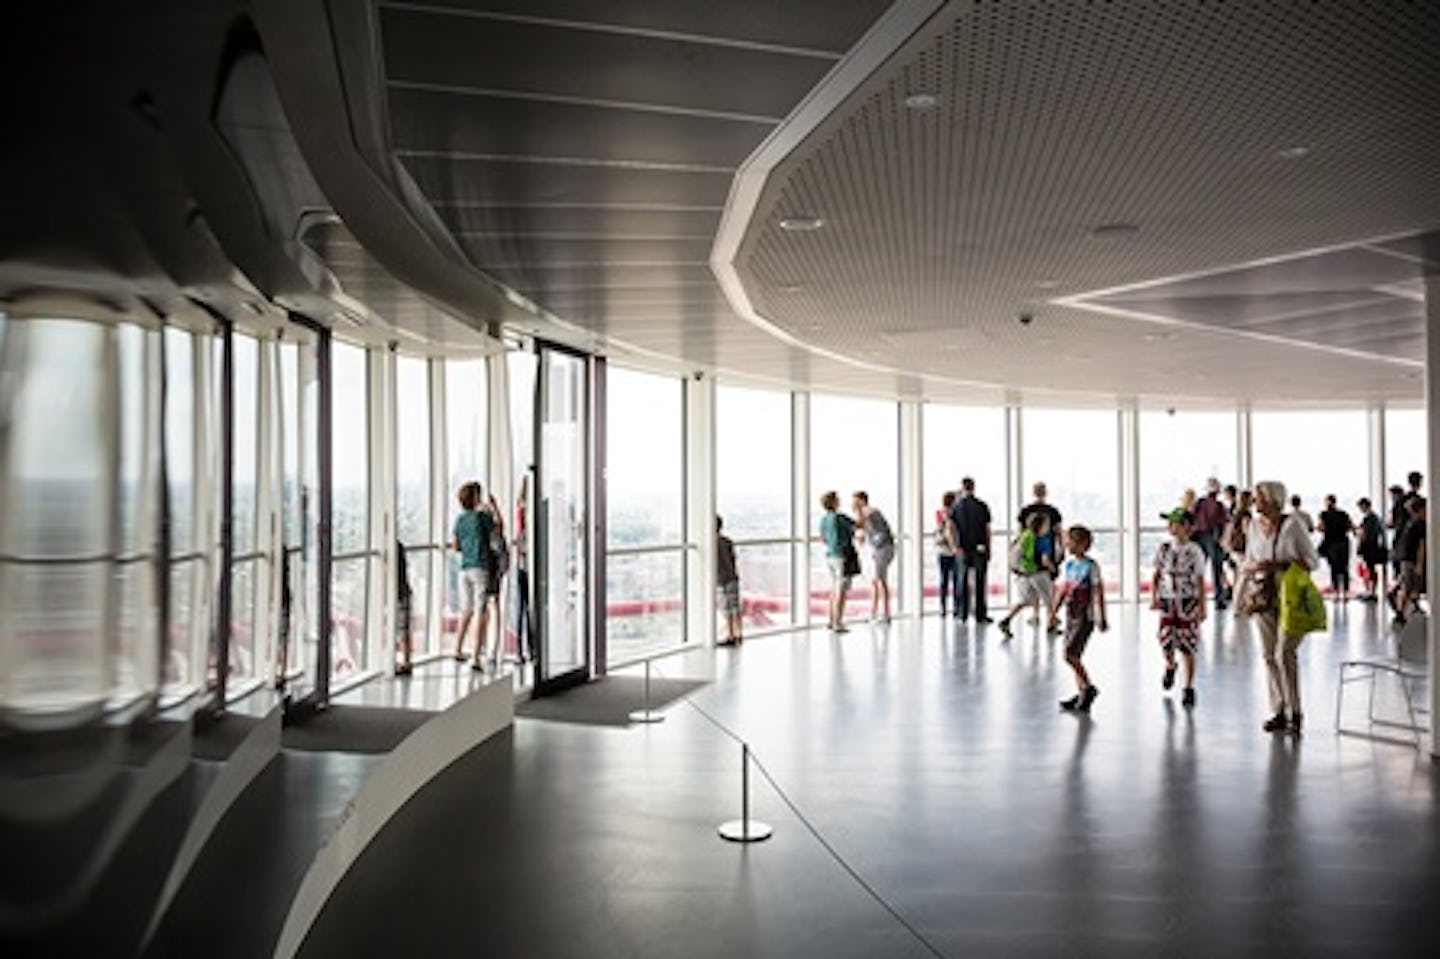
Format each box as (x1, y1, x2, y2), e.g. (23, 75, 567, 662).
(1240, 480, 1322, 736)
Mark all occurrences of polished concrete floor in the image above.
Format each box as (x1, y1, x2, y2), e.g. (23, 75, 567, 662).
(299, 602, 1437, 958)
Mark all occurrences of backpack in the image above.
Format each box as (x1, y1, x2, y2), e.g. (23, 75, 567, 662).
(488, 524, 510, 578)
(933, 511, 954, 553)
(1008, 537, 1026, 574)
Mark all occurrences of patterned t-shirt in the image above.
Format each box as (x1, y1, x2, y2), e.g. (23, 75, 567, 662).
(1154, 541, 1206, 601)
(1061, 556, 1100, 620)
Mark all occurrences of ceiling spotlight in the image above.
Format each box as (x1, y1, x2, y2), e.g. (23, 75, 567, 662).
(904, 92, 939, 110)
(779, 215, 825, 232)
(1034, 279, 1059, 290)
(1088, 222, 1140, 239)
(1275, 145, 1311, 160)
(779, 284, 805, 294)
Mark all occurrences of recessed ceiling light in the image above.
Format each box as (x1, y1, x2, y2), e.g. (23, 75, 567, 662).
(1144, 331, 1177, 343)
(1034, 279, 1059, 290)
(904, 92, 939, 110)
(1089, 222, 1140, 239)
(779, 284, 805, 294)
(779, 215, 825, 232)
(1276, 145, 1311, 160)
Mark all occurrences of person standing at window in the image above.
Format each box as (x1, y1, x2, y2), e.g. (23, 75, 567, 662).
(1354, 497, 1386, 602)
(1316, 494, 1352, 602)
(451, 481, 493, 670)
(935, 491, 958, 618)
(950, 477, 994, 624)
(716, 515, 742, 646)
(819, 491, 856, 634)
(852, 491, 894, 625)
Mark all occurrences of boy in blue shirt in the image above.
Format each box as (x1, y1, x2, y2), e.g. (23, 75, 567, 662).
(452, 481, 493, 669)
(1048, 525, 1109, 712)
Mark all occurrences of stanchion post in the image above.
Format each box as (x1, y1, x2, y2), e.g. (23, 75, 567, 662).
(718, 742, 772, 842)
(628, 658, 665, 724)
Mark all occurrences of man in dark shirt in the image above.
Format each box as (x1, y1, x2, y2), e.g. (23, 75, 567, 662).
(948, 477, 993, 623)
(1018, 482, 1064, 578)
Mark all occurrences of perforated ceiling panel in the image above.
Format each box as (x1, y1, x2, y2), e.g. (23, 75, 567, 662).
(734, 0, 1440, 402)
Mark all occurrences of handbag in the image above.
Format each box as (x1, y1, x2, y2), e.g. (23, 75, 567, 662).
(1237, 515, 1284, 614)
(841, 543, 861, 577)
(1279, 561, 1328, 635)
(1238, 566, 1277, 614)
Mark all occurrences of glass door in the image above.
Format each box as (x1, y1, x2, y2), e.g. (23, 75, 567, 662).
(535, 346, 590, 694)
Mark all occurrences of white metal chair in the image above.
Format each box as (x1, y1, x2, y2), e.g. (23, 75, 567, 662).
(1335, 610, 1430, 748)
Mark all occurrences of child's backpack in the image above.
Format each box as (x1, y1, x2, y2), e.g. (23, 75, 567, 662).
(1008, 537, 1026, 574)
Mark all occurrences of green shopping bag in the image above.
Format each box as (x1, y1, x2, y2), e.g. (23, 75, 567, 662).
(1278, 562, 1327, 635)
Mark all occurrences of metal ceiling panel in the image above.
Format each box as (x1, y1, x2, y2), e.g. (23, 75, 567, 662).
(389, 87, 772, 167)
(459, 236, 714, 269)
(730, 0, 1440, 394)
(381, 9, 834, 120)
(399, 156, 734, 208)
(379, 0, 895, 54)
(435, 205, 721, 239)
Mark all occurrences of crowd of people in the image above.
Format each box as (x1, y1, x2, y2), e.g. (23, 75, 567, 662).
(805, 469, 1427, 737)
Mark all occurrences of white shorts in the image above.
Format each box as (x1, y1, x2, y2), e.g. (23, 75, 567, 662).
(827, 556, 852, 591)
(459, 567, 486, 612)
(1017, 572, 1053, 606)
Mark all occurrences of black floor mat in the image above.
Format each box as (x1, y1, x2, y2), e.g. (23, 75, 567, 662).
(515, 676, 706, 727)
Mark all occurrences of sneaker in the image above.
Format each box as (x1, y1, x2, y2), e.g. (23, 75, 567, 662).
(1182, 687, 1195, 708)
(1262, 712, 1288, 733)
(1289, 712, 1303, 736)
(1162, 665, 1176, 690)
(976, 616, 994, 624)
(832, 625, 849, 634)
(1393, 615, 1407, 629)
(1059, 695, 1081, 711)
(998, 618, 1013, 638)
(1079, 685, 1100, 711)
(1046, 622, 1062, 636)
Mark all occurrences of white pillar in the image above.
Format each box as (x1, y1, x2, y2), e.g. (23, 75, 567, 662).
(254, 336, 277, 684)
(1005, 403, 1023, 606)
(1425, 271, 1440, 758)
(793, 392, 812, 626)
(428, 358, 448, 656)
(370, 346, 396, 675)
(1237, 407, 1253, 491)
(1368, 405, 1386, 513)
(687, 373, 718, 645)
(1120, 405, 1141, 602)
(899, 400, 923, 617)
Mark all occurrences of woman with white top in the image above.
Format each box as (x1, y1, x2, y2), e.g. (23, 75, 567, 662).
(1241, 479, 1321, 736)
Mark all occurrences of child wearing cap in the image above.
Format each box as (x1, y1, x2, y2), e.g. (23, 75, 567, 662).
(1151, 507, 1207, 707)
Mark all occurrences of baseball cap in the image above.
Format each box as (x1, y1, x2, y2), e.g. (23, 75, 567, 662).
(1389, 484, 1404, 494)
(1160, 507, 1194, 524)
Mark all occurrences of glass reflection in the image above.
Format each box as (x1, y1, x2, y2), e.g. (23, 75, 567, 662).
(0, 319, 115, 724)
